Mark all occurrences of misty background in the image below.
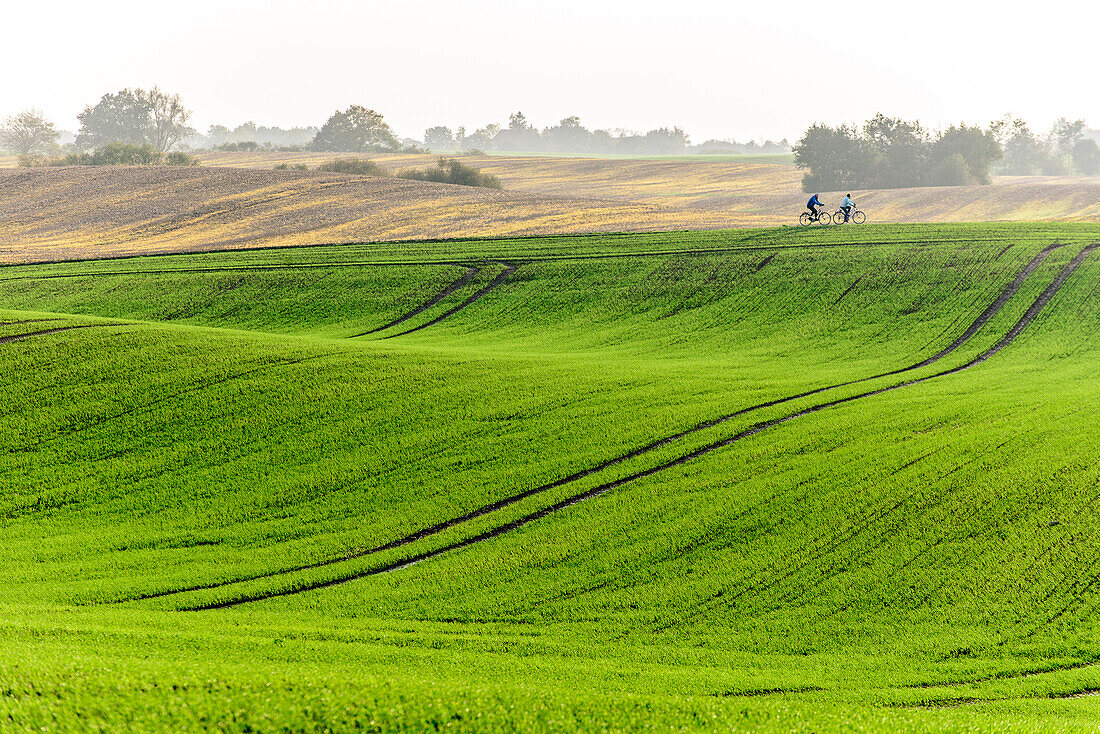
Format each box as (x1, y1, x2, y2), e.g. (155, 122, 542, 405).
(2, 0, 1098, 145)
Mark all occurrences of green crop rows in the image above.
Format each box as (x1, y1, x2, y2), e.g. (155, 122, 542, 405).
(3, 223, 1100, 731)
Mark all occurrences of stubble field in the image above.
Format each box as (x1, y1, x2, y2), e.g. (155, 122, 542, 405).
(196, 151, 1100, 225)
(0, 166, 738, 264)
(4, 152, 1100, 267)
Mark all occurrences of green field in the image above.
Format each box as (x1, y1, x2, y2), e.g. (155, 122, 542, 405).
(4, 223, 1100, 731)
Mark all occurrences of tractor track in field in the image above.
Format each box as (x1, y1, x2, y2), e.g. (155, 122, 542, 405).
(833, 275, 865, 304)
(162, 243, 1095, 611)
(380, 264, 518, 339)
(896, 688, 1100, 709)
(0, 324, 105, 344)
(648, 243, 1099, 631)
(0, 261, 471, 282)
(753, 253, 776, 272)
(905, 242, 1066, 369)
(115, 242, 1067, 606)
(0, 236, 1039, 282)
(0, 318, 63, 327)
(888, 651, 1100, 698)
(895, 656, 1100, 693)
(349, 265, 480, 337)
(2, 259, 510, 342)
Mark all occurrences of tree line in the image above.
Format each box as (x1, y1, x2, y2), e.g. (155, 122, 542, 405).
(0, 88, 197, 162)
(422, 112, 788, 155)
(6, 89, 1100, 186)
(795, 113, 1100, 192)
(0, 89, 786, 160)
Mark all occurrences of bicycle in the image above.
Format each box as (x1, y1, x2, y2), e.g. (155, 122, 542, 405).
(799, 209, 832, 227)
(832, 207, 867, 225)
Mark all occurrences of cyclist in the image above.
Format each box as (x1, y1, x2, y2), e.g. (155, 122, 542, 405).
(806, 193, 824, 221)
(839, 193, 854, 223)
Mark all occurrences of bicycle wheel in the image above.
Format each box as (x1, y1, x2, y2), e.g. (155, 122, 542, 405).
(852, 210, 866, 224)
(832, 210, 846, 225)
(817, 211, 832, 226)
(799, 212, 812, 227)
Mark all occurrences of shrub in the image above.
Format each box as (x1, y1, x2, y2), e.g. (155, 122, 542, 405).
(43, 142, 180, 166)
(166, 151, 199, 166)
(16, 154, 49, 168)
(90, 142, 165, 165)
(396, 157, 502, 189)
(315, 158, 387, 176)
(47, 152, 91, 166)
(274, 163, 308, 171)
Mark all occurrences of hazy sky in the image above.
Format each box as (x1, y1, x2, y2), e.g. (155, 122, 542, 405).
(2, 0, 1096, 143)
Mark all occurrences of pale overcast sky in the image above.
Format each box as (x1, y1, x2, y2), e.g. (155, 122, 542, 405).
(2, 0, 1096, 142)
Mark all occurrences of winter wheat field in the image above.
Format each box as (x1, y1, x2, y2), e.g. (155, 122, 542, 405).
(3, 221, 1100, 731)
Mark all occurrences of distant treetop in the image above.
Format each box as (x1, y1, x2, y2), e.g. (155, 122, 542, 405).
(76, 88, 194, 152)
(311, 106, 400, 153)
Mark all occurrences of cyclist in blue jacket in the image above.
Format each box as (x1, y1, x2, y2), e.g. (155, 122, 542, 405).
(806, 193, 824, 221)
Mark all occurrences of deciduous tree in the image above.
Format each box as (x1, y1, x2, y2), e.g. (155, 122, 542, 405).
(1052, 118, 1086, 157)
(76, 90, 151, 149)
(494, 112, 541, 151)
(311, 106, 399, 152)
(992, 116, 1044, 175)
(143, 87, 194, 151)
(75, 88, 193, 151)
(0, 110, 60, 155)
(793, 123, 867, 192)
(929, 125, 1002, 184)
(424, 126, 455, 151)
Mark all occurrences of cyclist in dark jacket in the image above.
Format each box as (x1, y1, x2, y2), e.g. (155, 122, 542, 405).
(806, 194, 824, 220)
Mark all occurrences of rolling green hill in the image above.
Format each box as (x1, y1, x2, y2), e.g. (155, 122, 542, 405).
(4, 223, 1100, 731)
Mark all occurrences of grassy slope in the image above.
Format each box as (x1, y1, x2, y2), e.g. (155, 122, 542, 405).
(3, 223, 1100, 731)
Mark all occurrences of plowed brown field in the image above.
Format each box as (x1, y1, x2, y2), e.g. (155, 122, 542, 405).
(4, 152, 1100, 264)
(0, 166, 746, 264)
(195, 151, 801, 206)
(194, 151, 1100, 224)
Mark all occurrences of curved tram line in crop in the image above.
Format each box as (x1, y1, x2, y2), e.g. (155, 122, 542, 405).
(182, 243, 1096, 611)
(0, 324, 105, 344)
(348, 265, 481, 337)
(109, 242, 1093, 609)
(380, 263, 518, 339)
(0, 235, 1036, 284)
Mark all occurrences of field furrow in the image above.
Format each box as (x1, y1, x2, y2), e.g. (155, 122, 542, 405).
(5, 225, 1100, 731)
(160, 243, 1094, 610)
(350, 265, 480, 337)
